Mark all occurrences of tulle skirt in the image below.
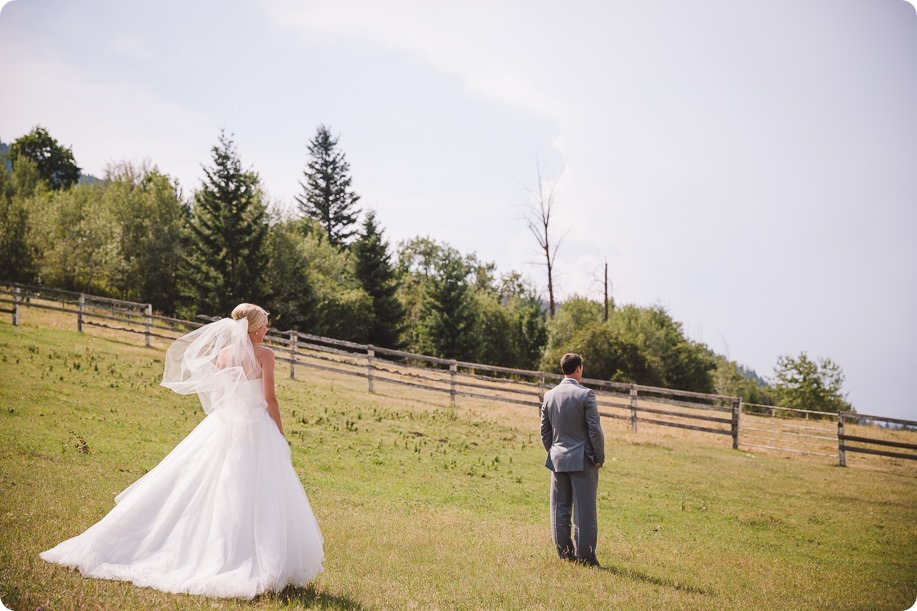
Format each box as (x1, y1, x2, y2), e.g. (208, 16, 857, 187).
(40, 393, 324, 599)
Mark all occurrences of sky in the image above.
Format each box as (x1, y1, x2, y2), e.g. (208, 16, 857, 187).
(1, 0, 916, 420)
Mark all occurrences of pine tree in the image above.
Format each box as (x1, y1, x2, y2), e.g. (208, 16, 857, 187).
(296, 125, 361, 248)
(352, 211, 406, 348)
(419, 247, 480, 361)
(180, 131, 268, 316)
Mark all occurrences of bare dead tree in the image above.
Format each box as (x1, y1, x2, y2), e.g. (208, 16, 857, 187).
(104, 159, 153, 185)
(587, 258, 613, 321)
(604, 258, 609, 322)
(524, 165, 566, 318)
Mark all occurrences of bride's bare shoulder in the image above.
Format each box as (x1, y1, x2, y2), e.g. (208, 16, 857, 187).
(254, 344, 275, 362)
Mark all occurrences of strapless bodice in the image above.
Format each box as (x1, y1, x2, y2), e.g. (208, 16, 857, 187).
(211, 377, 267, 424)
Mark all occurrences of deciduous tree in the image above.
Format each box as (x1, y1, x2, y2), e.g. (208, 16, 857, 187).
(0, 160, 40, 283)
(773, 352, 852, 414)
(104, 162, 185, 313)
(298, 220, 373, 341)
(541, 299, 716, 392)
(28, 182, 118, 293)
(10, 126, 81, 190)
(262, 218, 320, 332)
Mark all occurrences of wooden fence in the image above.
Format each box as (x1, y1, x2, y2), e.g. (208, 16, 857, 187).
(0, 284, 203, 346)
(740, 403, 838, 458)
(2, 282, 915, 469)
(837, 412, 917, 467)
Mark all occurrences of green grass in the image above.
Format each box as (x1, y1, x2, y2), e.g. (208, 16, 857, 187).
(0, 320, 915, 610)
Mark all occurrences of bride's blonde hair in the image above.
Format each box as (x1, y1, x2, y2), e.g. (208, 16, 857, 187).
(231, 303, 269, 333)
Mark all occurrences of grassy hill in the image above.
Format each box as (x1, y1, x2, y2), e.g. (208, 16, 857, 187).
(0, 320, 915, 610)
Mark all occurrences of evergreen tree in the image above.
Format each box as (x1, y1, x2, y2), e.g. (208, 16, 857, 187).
(180, 132, 268, 316)
(352, 211, 405, 348)
(296, 125, 361, 248)
(419, 246, 480, 361)
(9, 126, 81, 190)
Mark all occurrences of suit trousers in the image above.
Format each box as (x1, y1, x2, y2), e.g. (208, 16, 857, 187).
(550, 461, 599, 562)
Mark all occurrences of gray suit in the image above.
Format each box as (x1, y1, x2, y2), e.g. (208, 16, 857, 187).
(540, 378, 605, 563)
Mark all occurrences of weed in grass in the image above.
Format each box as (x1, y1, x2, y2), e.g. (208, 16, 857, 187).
(66, 431, 91, 454)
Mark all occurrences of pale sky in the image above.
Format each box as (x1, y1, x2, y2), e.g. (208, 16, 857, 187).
(2, 0, 916, 420)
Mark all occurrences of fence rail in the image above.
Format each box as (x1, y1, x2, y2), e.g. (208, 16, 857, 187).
(3, 282, 916, 470)
(837, 412, 917, 466)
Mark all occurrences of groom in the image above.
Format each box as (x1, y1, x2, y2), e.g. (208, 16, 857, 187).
(540, 353, 605, 567)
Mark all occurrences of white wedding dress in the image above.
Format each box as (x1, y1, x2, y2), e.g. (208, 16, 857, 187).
(40, 318, 324, 599)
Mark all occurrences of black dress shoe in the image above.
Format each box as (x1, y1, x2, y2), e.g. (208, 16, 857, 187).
(576, 557, 601, 568)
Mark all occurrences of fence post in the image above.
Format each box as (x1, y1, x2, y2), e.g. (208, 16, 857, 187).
(450, 360, 458, 407)
(837, 414, 847, 467)
(13, 287, 20, 326)
(732, 398, 742, 450)
(367, 345, 375, 393)
(538, 373, 546, 410)
(289, 331, 297, 379)
(144, 304, 152, 347)
(629, 385, 638, 432)
(78, 294, 85, 332)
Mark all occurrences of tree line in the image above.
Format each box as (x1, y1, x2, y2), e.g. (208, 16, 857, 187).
(0, 125, 853, 413)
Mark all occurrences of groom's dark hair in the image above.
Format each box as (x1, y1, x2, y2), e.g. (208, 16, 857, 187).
(560, 353, 583, 375)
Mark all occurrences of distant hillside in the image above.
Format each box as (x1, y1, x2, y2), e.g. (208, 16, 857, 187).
(0, 140, 10, 171)
(79, 173, 104, 185)
(739, 364, 770, 387)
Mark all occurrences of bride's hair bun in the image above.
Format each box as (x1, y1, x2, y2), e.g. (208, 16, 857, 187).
(231, 303, 269, 333)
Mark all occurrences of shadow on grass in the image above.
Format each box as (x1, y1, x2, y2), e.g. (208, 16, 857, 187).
(261, 584, 366, 609)
(598, 562, 713, 596)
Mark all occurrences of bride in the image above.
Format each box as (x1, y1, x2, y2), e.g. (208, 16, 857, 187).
(40, 304, 324, 599)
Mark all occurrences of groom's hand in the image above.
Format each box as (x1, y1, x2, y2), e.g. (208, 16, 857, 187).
(595, 463, 603, 469)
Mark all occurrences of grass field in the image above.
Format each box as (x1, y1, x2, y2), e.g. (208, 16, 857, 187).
(1, 318, 915, 610)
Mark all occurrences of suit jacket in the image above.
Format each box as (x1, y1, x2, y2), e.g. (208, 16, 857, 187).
(541, 378, 605, 472)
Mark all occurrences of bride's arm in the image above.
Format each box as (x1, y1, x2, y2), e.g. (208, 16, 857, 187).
(260, 349, 284, 436)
